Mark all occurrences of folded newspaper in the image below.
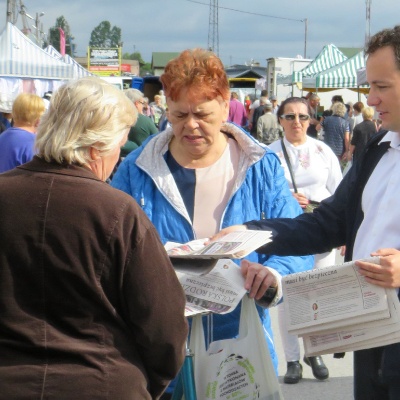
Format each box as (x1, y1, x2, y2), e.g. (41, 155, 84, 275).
(175, 259, 247, 317)
(281, 257, 400, 356)
(166, 230, 272, 260)
(164, 231, 272, 317)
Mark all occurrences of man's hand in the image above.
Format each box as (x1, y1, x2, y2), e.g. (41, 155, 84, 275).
(208, 224, 247, 242)
(241, 259, 278, 301)
(356, 248, 400, 288)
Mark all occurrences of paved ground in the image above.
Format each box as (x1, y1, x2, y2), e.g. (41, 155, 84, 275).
(270, 251, 354, 400)
(270, 305, 354, 400)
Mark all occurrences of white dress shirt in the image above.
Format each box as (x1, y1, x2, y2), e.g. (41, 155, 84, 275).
(353, 131, 400, 260)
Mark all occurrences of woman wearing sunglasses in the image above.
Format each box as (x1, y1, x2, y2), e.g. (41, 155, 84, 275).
(268, 97, 343, 384)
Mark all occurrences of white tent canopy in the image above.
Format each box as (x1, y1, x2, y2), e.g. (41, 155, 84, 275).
(357, 67, 367, 86)
(0, 23, 82, 112)
(0, 23, 76, 79)
(277, 44, 347, 85)
(302, 51, 368, 91)
(44, 45, 93, 78)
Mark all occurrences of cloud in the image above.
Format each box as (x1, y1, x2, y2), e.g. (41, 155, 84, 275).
(1, 0, 399, 65)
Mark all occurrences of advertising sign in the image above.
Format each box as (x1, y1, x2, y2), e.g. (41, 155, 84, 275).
(88, 47, 121, 76)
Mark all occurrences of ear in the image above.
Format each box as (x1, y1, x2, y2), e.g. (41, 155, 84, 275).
(89, 147, 101, 161)
(221, 99, 229, 122)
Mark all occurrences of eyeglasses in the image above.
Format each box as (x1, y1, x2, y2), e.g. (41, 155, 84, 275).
(138, 100, 146, 105)
(280, 113, 310, 121)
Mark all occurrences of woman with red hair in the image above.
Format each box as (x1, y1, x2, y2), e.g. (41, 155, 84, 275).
(112, 48, 312, 397)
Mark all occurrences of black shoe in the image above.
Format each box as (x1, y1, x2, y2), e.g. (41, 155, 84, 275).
(303, 355, 329, 380)
(284, 361, 303, 384)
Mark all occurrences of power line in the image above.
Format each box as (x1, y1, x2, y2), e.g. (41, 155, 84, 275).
(186, 0, 304, 23)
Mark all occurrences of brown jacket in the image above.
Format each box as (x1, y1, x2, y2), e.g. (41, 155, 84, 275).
(0, 157, 188, 399)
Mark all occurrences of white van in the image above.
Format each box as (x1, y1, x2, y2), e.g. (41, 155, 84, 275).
(100, 76, 124, 90)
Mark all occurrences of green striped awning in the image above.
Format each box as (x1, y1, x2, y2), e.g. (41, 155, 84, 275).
(276, 44, 347, 85)
(303, 51, 368, 89)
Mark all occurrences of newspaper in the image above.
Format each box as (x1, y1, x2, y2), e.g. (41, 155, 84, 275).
(281, 257, 400, 356)
(175, 259, 247, 317)
(166, 230, 272, 260)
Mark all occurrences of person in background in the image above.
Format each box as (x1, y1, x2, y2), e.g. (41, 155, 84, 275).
(250, 96, 270, 138)
(228, 91, 247, 127)
(0, 109, 12, 132)
(352, 101, 365, 128)
(306, 93, 320, 139)
(121, 89, 158, 157)
(0, 93, 45, 173)
(212, 25, 400, 400)
(0, 76, 188, 399)
(270, 95, 279, 115)
(248, 89, 268, 131)
(269, 96, 342, 384)
(318, 101, 350, 162)
(111, 48, 313, 397)
(348, 106, 377, 162)
(149, 94, 166, 128)
(256, 102, 282, 145)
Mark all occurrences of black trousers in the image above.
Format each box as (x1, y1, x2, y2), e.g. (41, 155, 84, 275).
(354, 346, 400, 400)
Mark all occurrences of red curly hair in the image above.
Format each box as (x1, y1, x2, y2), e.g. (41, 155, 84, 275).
(160, 48, 230, 102)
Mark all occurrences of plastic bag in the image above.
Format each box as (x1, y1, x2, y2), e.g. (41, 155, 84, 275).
(190, 295, 283, 400)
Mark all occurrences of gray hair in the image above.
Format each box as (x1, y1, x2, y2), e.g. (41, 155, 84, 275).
(36, 76, 137, 165)
(331, 101, 347, 117)
(124, 88, 144, 104)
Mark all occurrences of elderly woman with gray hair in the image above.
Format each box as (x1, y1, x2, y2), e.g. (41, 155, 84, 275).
(318, 101, 350, 161)
(0, 77, 188, 400)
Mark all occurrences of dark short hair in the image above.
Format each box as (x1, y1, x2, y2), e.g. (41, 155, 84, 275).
(331, 95, 344, 104)
(366, 25, 400, 70)
(277, 97, 309, 119)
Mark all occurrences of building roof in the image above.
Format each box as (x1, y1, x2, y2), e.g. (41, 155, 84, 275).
(338, 47, 364, 59)
(225, 65, 266, 79)
(151, 52, 180, 68)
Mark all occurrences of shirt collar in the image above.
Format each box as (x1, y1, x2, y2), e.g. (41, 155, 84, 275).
(379, 131, 400, 149)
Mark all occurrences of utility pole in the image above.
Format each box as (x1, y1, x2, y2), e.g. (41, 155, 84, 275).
(303, 18, 308, 59)
(207, 0, 219, 56)
(365, 0, 371, 46)
(6, 0, 18, 24)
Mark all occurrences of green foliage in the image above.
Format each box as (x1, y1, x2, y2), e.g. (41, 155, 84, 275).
(48, 16, 75, 55)
(140, 63, 153, 76)
(89, 21, 122, 48)
(121, 51, 145, 65)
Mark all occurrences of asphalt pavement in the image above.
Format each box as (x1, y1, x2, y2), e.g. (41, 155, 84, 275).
(270, 306, 354, 400)
(270, 251, 354, 400)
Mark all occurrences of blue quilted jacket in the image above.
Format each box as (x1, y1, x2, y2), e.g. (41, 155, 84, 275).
(112, 123, 313, 372)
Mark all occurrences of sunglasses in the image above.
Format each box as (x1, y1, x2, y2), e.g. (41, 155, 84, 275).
(280, 113, 310, 121)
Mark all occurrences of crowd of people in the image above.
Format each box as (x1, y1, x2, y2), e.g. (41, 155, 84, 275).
(0, 24, 399, 400)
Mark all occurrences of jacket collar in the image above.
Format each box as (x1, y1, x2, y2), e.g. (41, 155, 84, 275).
(17, 156, 101, 182)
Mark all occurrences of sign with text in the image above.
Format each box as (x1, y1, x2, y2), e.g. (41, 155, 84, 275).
(88, 47, 121, 76)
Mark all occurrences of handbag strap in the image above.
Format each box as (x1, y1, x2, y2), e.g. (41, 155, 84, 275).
(281, 139, 298, 193)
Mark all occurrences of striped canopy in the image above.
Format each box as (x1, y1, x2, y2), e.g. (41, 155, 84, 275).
(44, 45, 93, 78)
(277, 44, 347, 85)
(303, 51, 368, 89)
(0, 23, 75, 79)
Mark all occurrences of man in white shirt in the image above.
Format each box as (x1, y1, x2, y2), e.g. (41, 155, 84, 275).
(214, 25, 400, 400)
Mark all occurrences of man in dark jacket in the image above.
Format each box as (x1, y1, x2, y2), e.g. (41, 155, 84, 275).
(213, 25, 400, 400)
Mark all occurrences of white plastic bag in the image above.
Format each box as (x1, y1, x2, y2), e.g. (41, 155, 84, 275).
(190, 295, 283, 400)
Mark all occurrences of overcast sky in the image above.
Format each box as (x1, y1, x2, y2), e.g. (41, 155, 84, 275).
(1, 0, 399, 66)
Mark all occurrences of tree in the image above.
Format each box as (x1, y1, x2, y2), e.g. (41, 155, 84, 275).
(47, 16, 75, 55)
(89, 21, 122, 48)
(122, 51, 145, 65)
